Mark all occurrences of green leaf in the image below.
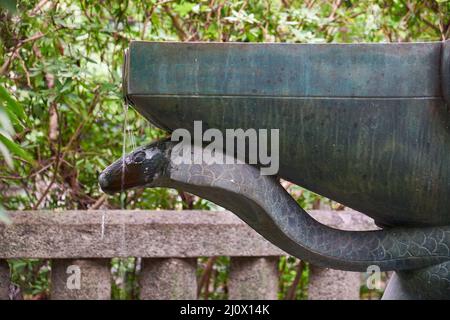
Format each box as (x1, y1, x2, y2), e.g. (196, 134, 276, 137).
(0, 85, 28, 126)
(0, 107, 14, 134)
(0, 131, 34, 164)
(173, 2, 195, 17)
(1, 103, 21, 129)
(0, 139, 13, 168)
(0, 0, 17, 13)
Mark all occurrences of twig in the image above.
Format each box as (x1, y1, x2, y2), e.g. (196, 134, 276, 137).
(197, 257, 217, 298)
(421, 16, 441, 34)
(0, 32, 46, 76)
(141, 0, 174, 39)
(401, 0, 441, 34)
(281, 0, 290, 8)
(178, 190, 195, 209)
(63, 86, 100, 151)
(89, 194, 107, 210)
(217, 2, 224, 41)
(203, 0, 215, 31)
(17, 55, 31, 87)
(285, 260, 304, 300)
(163, 5, 188, 41)
(29, 0, 50, 16)
(306, 0, 316, 9)
(0, 175, 24, 180)
(328, 0, 342, 21)
(33, 108, 62, 210)
(32, 84, 100, 209)
(28, 160, 54, 179)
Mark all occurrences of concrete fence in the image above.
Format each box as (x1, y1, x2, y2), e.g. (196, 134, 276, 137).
(0, 209, 376, 300)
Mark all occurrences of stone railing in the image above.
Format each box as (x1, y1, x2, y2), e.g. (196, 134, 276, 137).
(0, 209, 376, 300)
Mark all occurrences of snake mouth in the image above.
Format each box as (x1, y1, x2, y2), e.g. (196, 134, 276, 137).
(98, 170, 117, 194)
(98, 157, 144, 194)
(99, 141, 171, 194)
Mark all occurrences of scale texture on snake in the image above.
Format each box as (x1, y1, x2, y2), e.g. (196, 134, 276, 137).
(99, 139, 450, 299)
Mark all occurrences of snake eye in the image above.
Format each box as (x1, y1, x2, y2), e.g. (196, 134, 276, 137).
(133, 151, 146, 163)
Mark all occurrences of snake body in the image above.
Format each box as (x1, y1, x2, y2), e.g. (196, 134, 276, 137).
(383, 261, 450, 299)
(99, 139, 450, 271)
(99, 139, 450, 298)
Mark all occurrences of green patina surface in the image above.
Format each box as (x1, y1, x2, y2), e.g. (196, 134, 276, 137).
(124, 41, 450, 228)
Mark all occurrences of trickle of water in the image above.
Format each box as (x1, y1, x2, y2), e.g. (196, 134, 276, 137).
(101, 102, 131, 240)
(121, 102, 130, 209)
(101, 213, 105, 239)
(128, 124, 137, 153)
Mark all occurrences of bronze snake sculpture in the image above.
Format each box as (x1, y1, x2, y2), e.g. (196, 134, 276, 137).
(98, 40, 450, 299)
(99, 139, 450, 299)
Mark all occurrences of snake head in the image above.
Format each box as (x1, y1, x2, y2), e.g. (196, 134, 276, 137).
(99, 140, 170, 194)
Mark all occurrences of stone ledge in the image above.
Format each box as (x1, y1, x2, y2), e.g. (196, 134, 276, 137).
(0, 209, 376, 259)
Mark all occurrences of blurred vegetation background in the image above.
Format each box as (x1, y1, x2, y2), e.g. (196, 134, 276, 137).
(0, 0, 449, 300)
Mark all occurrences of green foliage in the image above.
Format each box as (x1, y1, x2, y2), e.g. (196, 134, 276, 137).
(198, 256, 230, 300)
(9, 259, 50, 298)
(111, 257, 140, 300)
(278, 256, 309, 300)
(0, 85, 27, 125)
(0, 0, 17, 13)
(0, 79, 34, 224)
(0, 0, 448, 299)
(360, 271, 389, 300)
(0, 84, 33, 167)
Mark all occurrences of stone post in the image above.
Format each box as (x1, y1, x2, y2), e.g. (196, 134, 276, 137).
(51, 259, 111, 300)
(228, 257, 279, 300)
(139, 258, 197, 300)
(0, 260, 9, 300)
(308, 265, 361, 300)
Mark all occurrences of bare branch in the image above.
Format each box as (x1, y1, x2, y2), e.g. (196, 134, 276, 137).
(163, 5, 188, 41)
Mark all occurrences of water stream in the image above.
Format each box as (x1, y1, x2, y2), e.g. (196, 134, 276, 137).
(100, 102, 131, 240)
(121, 102, 129, 201)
